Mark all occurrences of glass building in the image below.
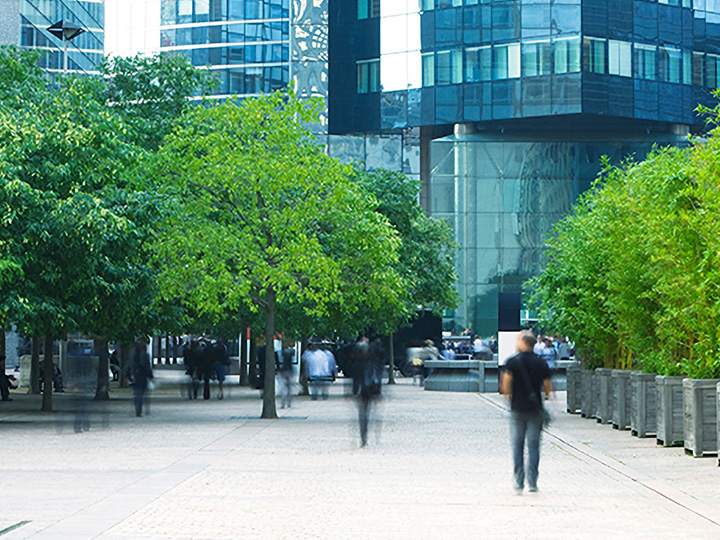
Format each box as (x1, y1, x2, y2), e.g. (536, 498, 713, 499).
(16, 0, 104, 74)
(329, 0, 717, 335)
(158, 0, 290, 97)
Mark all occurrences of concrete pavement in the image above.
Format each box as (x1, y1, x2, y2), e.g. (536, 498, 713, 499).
(1, 372, 719, 539)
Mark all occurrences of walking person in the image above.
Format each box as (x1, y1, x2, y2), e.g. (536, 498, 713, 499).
(129, 339, 154, 417)
(501, 330, 552, 493)
(303, 340, 334, 400)
(198, 339, 213, 400)
(278, 344, 295, 408)
(355, 336, 382, 447)
(212, 339, 230, 400)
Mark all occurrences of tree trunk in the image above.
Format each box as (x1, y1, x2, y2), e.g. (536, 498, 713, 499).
(261, 289, 278, 419)
(0, 327, 5, 365)
(119, 342, 130, 389)
(298, 336, 309, 396)
(94, 337, 110, 400)
(388, 332, 396, 384)
(239, 328, 249, 386)
(41, 334, 53, 412)
(30, 337, 41, 394)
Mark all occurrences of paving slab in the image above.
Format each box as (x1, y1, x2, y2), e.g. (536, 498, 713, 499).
(0, 374, 719, 539)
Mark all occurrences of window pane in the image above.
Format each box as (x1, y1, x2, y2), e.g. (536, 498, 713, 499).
(437, 51, 451, 85)
(608, 40, 631, 77)
(423, 53, 435, 86)
(451, 50, 463, 83)
(583, 38, 606, 74)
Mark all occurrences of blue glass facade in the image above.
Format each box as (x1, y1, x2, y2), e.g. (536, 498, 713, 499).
(20, 0, 104, 74)
(328, 0, 710, 334)
(329, 0, 720, 131)
(160, 0, 290, 96)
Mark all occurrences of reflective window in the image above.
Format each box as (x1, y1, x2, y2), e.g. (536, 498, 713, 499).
(358, 59, 381, 93)
(683, 51, 692, 85)
(522, 40, 551, 77)
(707, 54, 720, 89)
(634, 44, 656, 80)
(358, 0, 380, 19)
(554, 37, 581, 74)
(436, 50, 463, 85)
(493, 43, 521, 80)
(422, 52, 435, 86)
(583, 37, 606, 74)
(658, 46, 681, 83)
(466, 45, 492, 82)
(608, 40, 632, 77)
(693, 52, 704, 87)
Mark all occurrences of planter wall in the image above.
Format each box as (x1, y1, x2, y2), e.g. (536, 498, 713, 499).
(595, 368, 613, 424)
(566, 365, 582, 413)
(581, 370, 595, 418)
(656, 376, 685, 447)
(611, 370, 632, 430)
(683, 378, 720, 457)
(630, 372, 657, 438)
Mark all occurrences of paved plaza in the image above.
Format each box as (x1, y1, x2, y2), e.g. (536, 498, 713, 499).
(1, 371, 719, 539)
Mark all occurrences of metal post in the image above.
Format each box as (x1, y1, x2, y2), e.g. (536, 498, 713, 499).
(63, 38, 68, 74)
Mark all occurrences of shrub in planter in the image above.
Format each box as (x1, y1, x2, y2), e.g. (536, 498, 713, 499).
(630, 372, 657, 438)
(683, 378, 720, 457)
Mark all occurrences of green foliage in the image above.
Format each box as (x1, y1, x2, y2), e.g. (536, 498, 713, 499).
(528, 134, 720, 378)
(101, 53, 218, 151)
(149, 90, 406, 338)
(350, 166, 458, 326)
(0, 47, 198, 342)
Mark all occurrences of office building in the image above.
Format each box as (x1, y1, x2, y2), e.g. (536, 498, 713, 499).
(329, 0, 717, 335)
(0, 1, 104, 74)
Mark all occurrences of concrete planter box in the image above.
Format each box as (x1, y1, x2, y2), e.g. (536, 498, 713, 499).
(630, 372, 657, 438)
(595, 368, 613, 424)
(566, 365, 582, 413)
(424, 360, 481, 392)
(611, 370, 632, 430)
(683, 378, 720, 457)
(580, 370, 595, 418)
(656, 376, 685, 447)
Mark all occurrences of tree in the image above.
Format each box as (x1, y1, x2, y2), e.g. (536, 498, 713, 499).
(350, 167, 458, 380)
(0, 47, 164, 408)
(150, 90, 404, 418)
(101, 53, 217, 151)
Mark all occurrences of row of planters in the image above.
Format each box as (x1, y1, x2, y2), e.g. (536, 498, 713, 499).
(567, 366, 719, 460)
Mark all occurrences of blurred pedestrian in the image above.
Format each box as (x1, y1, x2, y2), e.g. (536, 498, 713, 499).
(129, 339, 154, 417)
(278, 343, 295, 408)
(198, 339, 214, 400)
(212, 339, 230, 400)
(303, 340, 334, 400)
(0, 355, 17, 401)
(501, 330, 552, 493)
(356, 336, 382, 447)
(183, 340, 200, 399)
(109, 349, 120, 381)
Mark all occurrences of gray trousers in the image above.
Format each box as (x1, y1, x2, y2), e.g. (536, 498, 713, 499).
(510, 410, 543, 489)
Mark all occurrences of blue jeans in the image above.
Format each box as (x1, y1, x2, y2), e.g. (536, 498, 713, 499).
(510, 410, 543, 489)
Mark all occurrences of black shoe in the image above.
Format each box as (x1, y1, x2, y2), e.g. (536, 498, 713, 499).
(2, 398, 13, 402)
